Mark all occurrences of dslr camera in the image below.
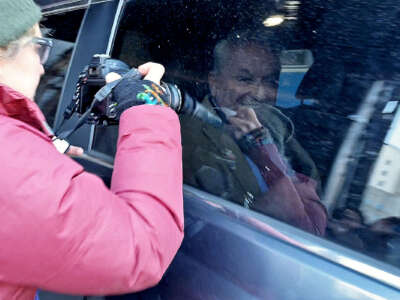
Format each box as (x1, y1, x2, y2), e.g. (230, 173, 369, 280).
(65, 54, 221, 127)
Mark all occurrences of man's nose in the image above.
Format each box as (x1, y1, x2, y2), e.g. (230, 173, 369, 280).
(251, 82, 277, 104)
(252, 84, 268, 101)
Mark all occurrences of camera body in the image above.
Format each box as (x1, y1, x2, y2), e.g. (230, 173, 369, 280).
(70, 54, 132, 124)
(66, 54, 222, 128)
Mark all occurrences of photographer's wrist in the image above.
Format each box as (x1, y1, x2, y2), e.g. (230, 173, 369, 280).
(113, 78, 170, 119)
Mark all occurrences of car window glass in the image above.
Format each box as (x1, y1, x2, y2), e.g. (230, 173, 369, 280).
(92, 0, 400, 268)
(35, 9, 85, 127)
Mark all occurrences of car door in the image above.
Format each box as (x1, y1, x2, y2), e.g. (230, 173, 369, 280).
(40, 0, 400, 299)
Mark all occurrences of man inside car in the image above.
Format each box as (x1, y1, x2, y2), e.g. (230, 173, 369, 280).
(180, 30, 327, 235)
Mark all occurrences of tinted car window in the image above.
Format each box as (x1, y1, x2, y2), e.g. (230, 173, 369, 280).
(35, 9, 85, 127)
(91, 0, 400, 267)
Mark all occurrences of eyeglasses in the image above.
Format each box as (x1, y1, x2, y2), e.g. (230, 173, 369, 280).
(31, 37, 53, 65)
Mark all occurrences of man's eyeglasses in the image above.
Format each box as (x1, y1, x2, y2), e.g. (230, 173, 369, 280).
(31, 37, 53, 65)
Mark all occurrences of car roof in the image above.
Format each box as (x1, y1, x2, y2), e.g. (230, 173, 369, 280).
(34, 0, 113, 15)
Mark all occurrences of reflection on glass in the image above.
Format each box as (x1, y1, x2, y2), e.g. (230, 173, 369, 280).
(106, 0, 400, 269)
(263, 15, 285, 27)
(180, 30, 327, 236)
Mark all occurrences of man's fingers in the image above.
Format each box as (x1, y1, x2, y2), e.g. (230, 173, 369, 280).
(228, 118, 248, 139)
(236, 106, 262, 127)
(229, 117, 251, 133)
(237, 106, 256, 118)
(138, 62, 165, 85)
(105, 72, 122, 83)
(230, 116, 263, 136)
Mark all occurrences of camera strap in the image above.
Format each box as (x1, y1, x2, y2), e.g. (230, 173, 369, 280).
(57, 68, 141, 140)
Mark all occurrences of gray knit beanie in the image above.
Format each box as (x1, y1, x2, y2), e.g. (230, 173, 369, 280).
(0, 0, 42, 47)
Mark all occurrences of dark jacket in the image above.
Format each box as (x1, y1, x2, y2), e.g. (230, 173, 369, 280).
(180, 97, 326, 235)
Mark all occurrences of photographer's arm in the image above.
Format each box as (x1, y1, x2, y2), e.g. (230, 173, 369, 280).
(0, 65, 183, 295)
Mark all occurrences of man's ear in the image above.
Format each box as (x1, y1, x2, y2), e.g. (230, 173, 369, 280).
(208, 71, 218, 97)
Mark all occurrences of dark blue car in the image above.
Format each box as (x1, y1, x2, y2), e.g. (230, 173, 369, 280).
(35, 0, 400, 299)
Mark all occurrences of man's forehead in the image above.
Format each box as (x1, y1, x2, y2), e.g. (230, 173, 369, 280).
(221, 45, 280, 76)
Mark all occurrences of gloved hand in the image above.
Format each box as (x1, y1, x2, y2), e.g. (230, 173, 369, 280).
(106, 62, 170, 119)
(112, 77, 169, 118)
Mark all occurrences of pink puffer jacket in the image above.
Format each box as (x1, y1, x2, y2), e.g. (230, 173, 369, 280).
(0, 84, 184, 299)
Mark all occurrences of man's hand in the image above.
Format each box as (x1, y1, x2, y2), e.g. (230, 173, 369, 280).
(228, 106, 263, 139)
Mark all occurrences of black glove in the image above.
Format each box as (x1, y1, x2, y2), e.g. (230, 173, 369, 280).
(112, 76, 170, 118)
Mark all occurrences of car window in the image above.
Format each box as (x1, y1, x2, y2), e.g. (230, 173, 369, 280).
(35, 9, 85, 127)
(90, 0, 400, 268)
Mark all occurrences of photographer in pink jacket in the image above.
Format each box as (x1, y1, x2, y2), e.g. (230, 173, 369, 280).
(0, 0, 183, 299)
